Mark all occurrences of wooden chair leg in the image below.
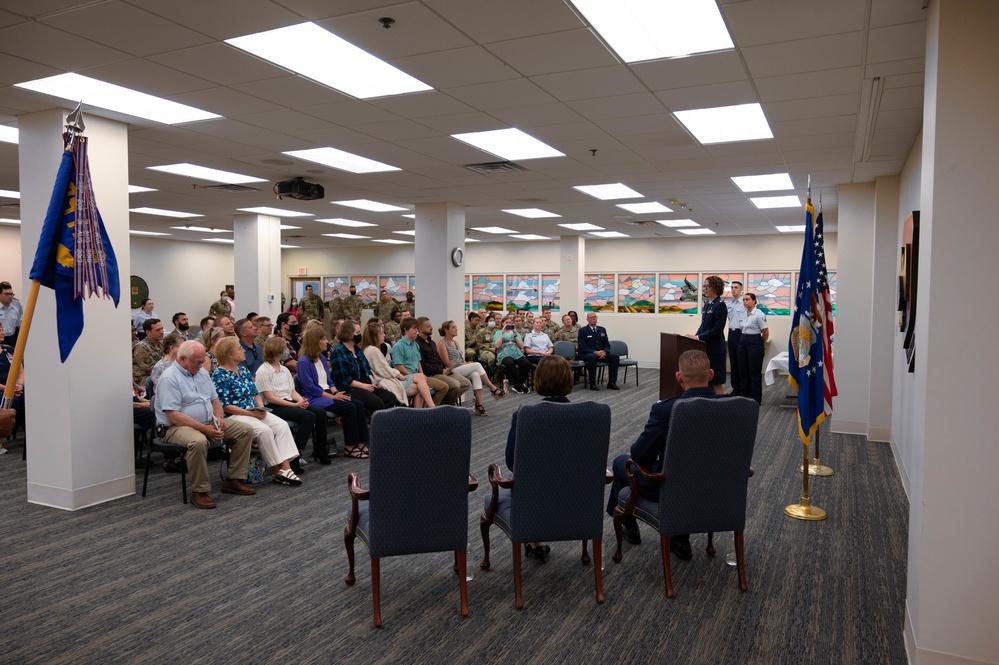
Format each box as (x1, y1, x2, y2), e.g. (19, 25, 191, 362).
(706, 531, 716, 557)
(344, 526, 356, 585)
(593, 539, 605, 604)
(735, 530, 748, 592)
(612, 508, 624, 562)
(513, 542, 524, 610)
(457, 549, 469, 617)
(660, 535, 675, 599)
(479, 513, 492, 570)
(372, 557, 382, 628)
(581, 539, 590, 565)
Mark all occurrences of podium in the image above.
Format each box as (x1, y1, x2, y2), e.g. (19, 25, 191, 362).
(659, 333, 705, 399)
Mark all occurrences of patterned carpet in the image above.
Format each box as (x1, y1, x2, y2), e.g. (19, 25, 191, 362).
(0, 369, 908, 665)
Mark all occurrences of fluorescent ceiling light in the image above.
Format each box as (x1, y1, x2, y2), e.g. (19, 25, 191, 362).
(750, 195, 802, 209)
(225, 22, 431, 99)
(128, 185, 156, 194)
(657, 219, 699, 228)
(559, 223, 604, 232)
(131, 207, 202, 219)
(279, 224, 301, 230)
(323, 233, 371, 239)
(129, 230, 170, 236)
(674, 103, 773, 145)
(0, 126, 17, 144)
(731, 173, 794, 193)
(204, 238, 235, 243)
(401, 214, 416, 219)
(777, 225, 807, 233)
(280, 244, 300, 249)
(15, 73, 219, 124)
(0, 189, 20, 199)
(237, 206, 313, 218)
(373, 239, 412, 245)
(170, 226, 228, 233)
(589, 231, 629, 238)
(511, 234, 550, 241)
(316, 218, 377, 228)
(333, 199, 408, 212)
(283, 147, 400, 174)
(568, 0, 733, 63)
(0, 218, 20, 225)
(678, 228, 716, 235)
(451, 128, 564, 161)
(573, 183, 643, 200)
(148, 163, 265, 184)
(465, 238, 481, 243)
(393, 230, 417, 236)
(616, 202, 673, 214)
(471, 226, 516, 234)
(503, 208, 561, 218)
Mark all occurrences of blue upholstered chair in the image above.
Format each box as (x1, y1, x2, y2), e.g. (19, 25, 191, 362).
(612, 397, 758, 598)
(479, 401, 612, 609)
(609, 340, 639, 385)
(553, 341, 585, 384)
(343, 406, 477, 628)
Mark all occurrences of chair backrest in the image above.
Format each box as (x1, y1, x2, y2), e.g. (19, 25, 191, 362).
(145, 376, 155, 401)
(553, 341, 577, 360)
(609, 339, 628, 357)
(658, 397, 759, 536)
(367, 406, 472, 558)
(510, 401, 611, 543)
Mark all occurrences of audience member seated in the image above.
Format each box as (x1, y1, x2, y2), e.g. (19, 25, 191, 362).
(493, 314, 532, 394)
(503, 355, 575, 562)
(361, 321, 434, 408)
(298, 326, 370, 459)
(578, 312, 620, 391)
(551, 314, 579, 349)
(211, 337, 303, 487)
(132, 318, 165, 386)
(253, 316, 272, 347)
(274, 311, 301, 373)
(235, 318, 264, 376)
(541, 306, 559, 335)
(216, 315, 236, 338)
(170, 311, 193, 341)
(330, 320, 400, 415)
(154, 340, 256, 509)
(437, 319, 505, 416)
(195, 316, 215, 345)
(384, 309, 403, 345)
(606, 350, 722, 560)
(151, 333, 184, 387)
(201, 326, 224, 374)
(255, 337, 332, 465)
(391, 317, 450, 406)
(523, 317, 554, 366)
(415, 316, 471, 407)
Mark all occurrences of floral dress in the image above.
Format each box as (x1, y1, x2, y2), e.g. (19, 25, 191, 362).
(212, 366, 258, 412)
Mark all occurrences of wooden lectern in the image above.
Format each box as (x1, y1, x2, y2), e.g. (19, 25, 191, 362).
(659, 333, 705, 399)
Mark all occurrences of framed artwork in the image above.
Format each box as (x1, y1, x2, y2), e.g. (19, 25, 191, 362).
(351, 276, 378, 305)
(618, 273, 656, 313)
(323, 276, 348, 301)
(827, 271, 837, 315)
(380, 276, 408, 301)
(506, 274, 539, 311)
(748, 272, 792, 316)
(471, 275, 504, 311)
(541, 274, 560, 311)
(902, 211, 920, 372)
(408, 275, 416, 295)
(658, 273, 699, 314)
(584, 273, 615, 312)
(464, 275, 470, 311)
(717, 273, 746, 299)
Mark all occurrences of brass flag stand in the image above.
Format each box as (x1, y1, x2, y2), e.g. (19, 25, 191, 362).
(800, 429, 834, 476)
(785, 433, 827, 521)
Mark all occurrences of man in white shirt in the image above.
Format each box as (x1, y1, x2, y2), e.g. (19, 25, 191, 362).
(523, 317, 554, 366)
(0, 282, 22, 348)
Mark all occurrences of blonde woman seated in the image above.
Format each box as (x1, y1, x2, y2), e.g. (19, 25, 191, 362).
(437, 319, 506, 417)
(211, 337, 303, 486)
(202, 326, 225, 375)
(360, 320, 435, 408)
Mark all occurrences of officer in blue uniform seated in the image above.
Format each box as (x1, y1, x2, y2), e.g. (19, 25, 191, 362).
(577, 311, 619, 390)
(686, 275, 728, 395)
(607, 349, 724, 560)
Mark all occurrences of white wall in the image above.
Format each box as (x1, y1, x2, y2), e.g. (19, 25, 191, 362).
(0, 225, 21, 294)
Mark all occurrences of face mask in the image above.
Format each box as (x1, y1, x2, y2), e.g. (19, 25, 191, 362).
(288, 324, 300, 335)
(291, 301, 297, 307)
(487, 321, 496, 328)
(353, 334, 362, 345)
(177, 323, 189, 332)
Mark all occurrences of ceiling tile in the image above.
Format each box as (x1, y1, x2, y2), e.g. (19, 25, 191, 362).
(771, 114, 858, 138)
(485, 29, 617, 77)
(82, 59, 215, 97)
(763, 93, 860, 122)
(491, 102, 586, 128)
(755, 67, 863, 103)
(0, 52, 59, 87)
(654, 80, 758, 112)
(234, 108, 333, 133)
(415, 112, 504, 134)
(369, 91, 475, 118)
(593, 113, 685, 137)
(318, 2, 473, 59)
(530, 66, 645, 102)
(630, 51, 748, 91)
(723, 0, 867, 46)
(867, 22, 926, 63)
(231, 76, 351, 108)
(0, 21, 131, 71)
(352, 118, 441, 141)
(390, 46, 521, 89)
(445, 79, 557, 111)
(167, 86, 284, 118)
(149, 43, 292, 86)
(878, 86, 923, 111)
(299, 100, 400, 125)
(742, 32, 865, 78)
(423, 0, 583, 43)
(129, 0, 304, 41)
(567, 93, 667, 121)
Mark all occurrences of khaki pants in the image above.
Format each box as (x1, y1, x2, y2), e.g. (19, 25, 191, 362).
(431, 373, 472, 405)
(163, 419, 253, 493)
(425, 375, 450, 406)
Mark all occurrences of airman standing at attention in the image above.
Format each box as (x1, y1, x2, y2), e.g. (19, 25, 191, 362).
(298, 284, 325, 325)
(404, 291, 417, 317)
(376, 289, 398, 325)
(208, 290, 232, 320)
(343, 286, 364, 322)
(327, 288, 345, 323)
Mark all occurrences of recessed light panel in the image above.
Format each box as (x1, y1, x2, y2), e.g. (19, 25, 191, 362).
(616, 202, 673, 214)
(237, 207, 313, 217)
(279, 225, 301, 230)
(589, 231, 629, 238)
(777, 225, 807, 233)
(373, 239, 412, 245)
(131, 207, 202, 219)
(678, 228, 716, 235)
(750, 195, 802, 209)
(452, 128, 564, 160)
(471, 226, 516, 234)
(393, 230, 417, 236)
(333, 199, 408, 212)
(674, 103, 773, 144)
(465, 238, 481, 243)
(15, 73, 220, 124)
(128, 185, 156, 194)
(148, 163, 266, 184)
(502, 208, 561, 218)
(280, 244, 300, 249)
(0, 218, 21, 225)
(731, 173, 794, 193)
(204, 238, 235, 243)
(0, 126, 17, 144)
(657, 219, 699, 228)
(316, 218, 377, 228)
(568, 0, 733, 63)
(170, 226, 227, 233)
(401, 214, 416, 219)
(559, 223, 604, 231)
(511, 234, 550, 241)
(283, 147, 400, 174)
(225, 22, 432, 99)
(573, 183, 643, 200)
(0, 189, 20, 199)
(129, 230, 170, 236)
(323, 233, 371, 239)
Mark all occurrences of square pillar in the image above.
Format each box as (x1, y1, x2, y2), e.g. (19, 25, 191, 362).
(233, 214, 282, 321)
(415, 202, 465, 334)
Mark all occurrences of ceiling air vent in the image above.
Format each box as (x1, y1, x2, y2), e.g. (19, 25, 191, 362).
(199, 184, 261, 193)
(463, 161, 528, 175)
(626, 220, 657, 226)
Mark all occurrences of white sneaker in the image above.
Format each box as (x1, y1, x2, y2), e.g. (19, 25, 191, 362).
(0, 447, 8, 455)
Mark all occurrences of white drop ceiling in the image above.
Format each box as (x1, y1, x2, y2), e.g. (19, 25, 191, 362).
(0, 0, 926, 246)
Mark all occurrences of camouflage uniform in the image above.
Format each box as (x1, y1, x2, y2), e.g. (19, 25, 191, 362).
(253, 334, 270, 347)
(343, 294, 364, 322)
(376, 298, 398, 325)
(551, 325, 580, 351)
(403, 297, 416, 317)
(327, 297, 345, 323)
(298, 293, 325, 325)
(384, 321, 402, 344)
(208, 297, 231, 319)
(132, 338, 164, 385)
(473, 325, 498, 375)
(544, 318, 560, 336)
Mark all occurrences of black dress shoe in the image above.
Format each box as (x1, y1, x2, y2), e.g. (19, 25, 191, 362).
(622, 522, 641, 545)
(589, 384, 600, 391)
(607, 382, 619, 390)
(670, 538, 692, 561)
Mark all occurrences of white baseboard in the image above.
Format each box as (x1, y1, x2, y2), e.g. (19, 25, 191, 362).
(905, 603, 994, 665)
(868, 426, 891, 442)
(830, 418, 867, 435)
(27, 474, 135, 511)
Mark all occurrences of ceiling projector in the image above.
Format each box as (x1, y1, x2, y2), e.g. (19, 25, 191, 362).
(273, 177, 324, 201)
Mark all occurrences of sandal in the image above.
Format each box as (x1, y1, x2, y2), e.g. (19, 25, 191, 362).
(273, 468, 303, 486)
(344, 445, 370, 459)
(474, 403, 488, 417)
(490, 387, 507, 399)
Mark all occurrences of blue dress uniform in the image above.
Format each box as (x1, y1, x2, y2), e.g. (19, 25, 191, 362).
(726, 296, 748, 394)
(695, 296, 728, 386)
(738, 307, 769, 403)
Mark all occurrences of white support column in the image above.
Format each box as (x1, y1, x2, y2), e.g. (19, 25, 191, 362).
(559, 235, 585, 314)
(233, 214, 282, 321)
(414, 202, 465, 334)
(19, 110, 133, 510)
(868, 176, 898, 442)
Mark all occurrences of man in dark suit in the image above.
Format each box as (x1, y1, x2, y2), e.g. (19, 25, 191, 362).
(606, 350, 723, 560)
(577, 311, 620, 390)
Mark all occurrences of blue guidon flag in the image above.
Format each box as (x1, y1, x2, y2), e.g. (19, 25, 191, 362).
(788, 201, 825, 443)
(29, 133, 120, 361)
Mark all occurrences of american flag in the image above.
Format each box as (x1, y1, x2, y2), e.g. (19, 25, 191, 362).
(814, 211, 837, 415)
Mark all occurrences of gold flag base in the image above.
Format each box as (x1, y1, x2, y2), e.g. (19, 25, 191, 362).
(785, 498, 827, 521)
(800, 462, 835, 476)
